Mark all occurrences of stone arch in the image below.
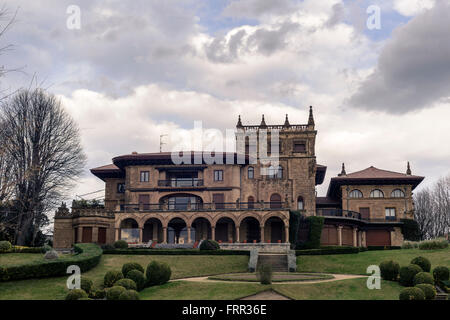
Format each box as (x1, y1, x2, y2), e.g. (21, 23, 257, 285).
(115, 214, 141, 228)
(188, 213, 214, 228)
(263, 216, 287, 243)
(262, 212, 289, 226)
(167, 217, 189, 244)
(237, 212, 262, 227)
(118, 217, 139, 243)
(191, 217, 212, 241)
(162, 214, 190, 228)
(142, 216, 164, 244)
(212, 213, 238, 226)
(239, 216, 261, 243)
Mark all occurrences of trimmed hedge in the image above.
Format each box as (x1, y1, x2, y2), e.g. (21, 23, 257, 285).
(367, 246, 402, 251)
(104, 270, 124, 288)
(289, 210, 302, 248)
(103, 249, 250, 255)
(199, 240, 220, 251)
(411, 256, 431, 272)
(122, 262, 144, 275)
(81, 277, 93, 294)
(379, 260, 400, 281)
(433, 266, 449, 283)
(0, 241, 12, 252)
(399, 287, 425, 300)
(418, 239, 448, 250)
(400, 219, 421, 241)
(106, 286, 126, 300)
(399, 264, 423, 287)
(0, 243, 102, 282)
(415, 284, 436, 300)
(66, 289, 88, 300)
(126, 270, 146, 291)
(115, 278, 137, 291)
(119, 289, 140, 300)
(413, 272, 434, 285)
(296, 246, 360, 256)
(114, 240, 128, 249)
(302, 216, 324, 249)
(146, 261, 171, 287)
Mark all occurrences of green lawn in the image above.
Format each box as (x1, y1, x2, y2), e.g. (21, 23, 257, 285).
(140, 281, 269, 300)
(0, 254, 248, 300)
(297, 248, 450, 275)
(0, 253, 45, 266)
(274, 278, 402, 300)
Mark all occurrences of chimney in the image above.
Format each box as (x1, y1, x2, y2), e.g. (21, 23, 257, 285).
(406, 162, 412, 175)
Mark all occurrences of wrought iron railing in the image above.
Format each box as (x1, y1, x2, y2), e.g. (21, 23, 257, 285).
(316, 209, 400, 222)
(157, 179, 204, 187)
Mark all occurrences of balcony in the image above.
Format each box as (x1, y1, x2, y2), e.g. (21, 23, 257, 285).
(157, 178, 204, 187)
(118, 201, 289, 213)
(316, 209, 401, 223)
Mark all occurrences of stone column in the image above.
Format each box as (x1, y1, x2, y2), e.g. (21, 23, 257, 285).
(115, 228, 120, 241)
(337, 225, 343, 246)
(163, 227, 168, 244)
(362, 230, 367, 247)
(211, 226, 216, 241)
(187, 227, 191, 243)
(139, 228, 143, 243)
(153, 223, 158, 241)
(353, 227, 357, 247)
(260, 226, 265, 243)
(78, 227, 83, 243)
(357, 231, 362, 247)
(93, 227, 99, 243)
(285, 225, 290, 243)
(236, 226, 240, 243)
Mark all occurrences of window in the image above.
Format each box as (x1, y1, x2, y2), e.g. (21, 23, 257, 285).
(385, 208, 396, 221)
(214, 170, 223, 181)
(248, 196, 255, 209)
(370, 189, 384, 198)
(349, 189, 363, 198)
(248, 167, 254, 179)
(391, 189, 405, 198)
(293, 142, 306, 152)
(268, 165, 283, 179)
(297, 196, 304, 210)
(270, 194, 282, 209)
(117, 183, 125, 194)
(140, 171, 149, 182)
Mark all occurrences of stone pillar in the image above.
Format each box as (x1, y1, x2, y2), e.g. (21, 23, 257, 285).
(285, 225, 290, 243)
(153, 223, 158, 241)
(362, 230, 367, 247)
(236, 226, 240, 243)
(78, 227, 83, 243)
(260, 226, 265, 243)
(211, 226, 216, 241)
(187, 227, 191, 243)
(115, 228, 120, 241)
(93, 227, 99, 243)
(139, 228, 143, 243)
(337, 225, 343, 246)
(163, 227, 168, 244)
(357, 231, 362, 247)
(353, 227, 357, 247)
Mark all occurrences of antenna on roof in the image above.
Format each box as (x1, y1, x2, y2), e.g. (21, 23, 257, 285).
(160, 134, 168, 153)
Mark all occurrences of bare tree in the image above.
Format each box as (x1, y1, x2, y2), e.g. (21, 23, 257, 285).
(0, 88, 86, 245)
(414, 175, 450, 240)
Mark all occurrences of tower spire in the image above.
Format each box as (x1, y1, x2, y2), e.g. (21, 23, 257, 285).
(260, 114, 267, 129)
(308, 106, 315, 127)
(283, 114, 290, 128)
(338, 163, 346, 176)
(236, 115, 243, 128)
(406, 161, 411, 175)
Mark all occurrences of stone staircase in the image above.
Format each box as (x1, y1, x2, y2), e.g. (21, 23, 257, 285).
(257, 253, 288, 272)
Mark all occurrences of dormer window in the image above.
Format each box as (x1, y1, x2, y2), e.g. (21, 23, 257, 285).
(349, 189, 363, 198)
(370, 189, 384, 198)
(391, 189, 405, 198)
(140, 171, 149, 182)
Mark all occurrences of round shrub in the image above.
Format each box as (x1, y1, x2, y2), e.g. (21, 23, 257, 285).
(42, 244, 52, 253)
(114, 278, 137, 291)
(65, 289, 88, 300)
(0, 241, 12, 252)
(106, 286, 127, 300)
(414, 272, 434, 285)
(80, 277, 93, 294)
(104, 270, 124, 287)
(122, 262, 144, 276)
(90, 288, 106, 300)
(113, 240, 128, 249)
(415, 284, 436, 300)
(126, 270, 146, 291)
(199, 240, 220, 251)
(44, 249, 59, 260)
(146, 261, 172, 287)
(101, 244, 115, 250)
(379, 260, 400, 281)
(399, 287, 425, 300)
(399, 264, 423, 286)
(118, 289, 140, 300)
(433, 266, 450, 283)
(257, 264, 273, 285)
(411, 256, 431, 272)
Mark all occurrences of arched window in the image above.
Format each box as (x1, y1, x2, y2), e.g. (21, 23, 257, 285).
(248, 196, 255, 209)
(270, 194, 282, 209)
(349, 189, 363, 198)
(370, 189, 384, 198)
(248, 167, 254, 179)
(276, 165, 283, 179)
(391, 189, 405, 198)
(297, 196, 304, 210)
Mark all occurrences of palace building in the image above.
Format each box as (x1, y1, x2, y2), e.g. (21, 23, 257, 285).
(53, 107, 424, 249)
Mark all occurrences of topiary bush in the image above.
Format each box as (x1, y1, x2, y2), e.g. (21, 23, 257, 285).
(104, 270, 124, 287)
(80, 277, 93, 294)
(414, 272, 434, 285)
(433, 266, 449, 283)
(65, 289, 88, 300)
(90, 288, 106, 300)
(0, 241, 12, 252)
(145, 261, 171, 287)
(399, 287, 425, 300)
(411, 256, 431, 272)
(379, 260, 400, 281)
(114, 278, 137, 291)
(118, 289, 140, 300)
(114, 240, 128, 249)
(257, 264, 273, 285)
(399, 264, 423, 286)
(199, 240, 220, 251)
(126, 270, 146, 291)
(101, 244, 115, 251)
(122, 262, 144, 276)
(415, 284, 436, 300)
(106, 286, 127, 300)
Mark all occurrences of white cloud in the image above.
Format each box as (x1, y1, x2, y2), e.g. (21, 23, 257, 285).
(393, 0, 435, 16)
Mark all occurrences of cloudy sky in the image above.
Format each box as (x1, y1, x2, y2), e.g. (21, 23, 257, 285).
(1, 0, 449, 204)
